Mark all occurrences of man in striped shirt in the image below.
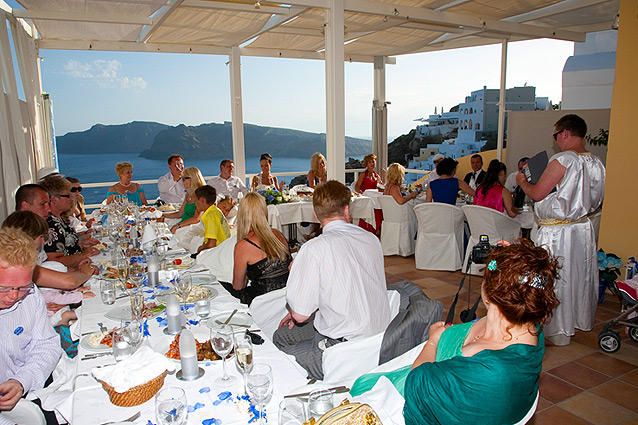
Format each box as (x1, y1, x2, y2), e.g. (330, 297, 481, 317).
(274, 180, 391, 380)
(0, 228, 61, 425)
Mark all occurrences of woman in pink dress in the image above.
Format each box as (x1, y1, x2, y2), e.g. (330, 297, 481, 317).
(355, 154, 386, 234)
(474, 159, 518, 218)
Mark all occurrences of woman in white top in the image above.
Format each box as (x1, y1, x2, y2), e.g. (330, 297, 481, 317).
(251, 153, 285, 191)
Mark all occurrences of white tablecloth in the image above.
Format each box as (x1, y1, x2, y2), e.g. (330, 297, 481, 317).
(267, 196, 375, 230)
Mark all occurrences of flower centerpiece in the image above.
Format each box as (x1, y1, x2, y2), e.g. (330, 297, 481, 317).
(597, 249, 623, 303)
(257, 188, 288, 205)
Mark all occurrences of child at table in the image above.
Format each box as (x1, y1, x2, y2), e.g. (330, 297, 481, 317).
(217, 196, 237, 226)
(196, 185, 231, 253)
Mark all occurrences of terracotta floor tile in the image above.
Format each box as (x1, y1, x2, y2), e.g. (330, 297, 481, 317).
(560, 392, 636, 425)
(383, 256, 411, 266)
(539, 373, 584, 404)
(545, 341, 596, 363)
(385, 274, 403, 284)
(410, 277, 448, 290)
(619, 370, 638, 388)
(576, 352, 637, 377)
(536, 397, 553, 412)
(395, 271, 424, 281)
(384, 264, 410, 275)
(543, 348, 572, 371)
(572, 324, 608, 350)
(607, 344, 638, 367)
(620, 418, 638, 425)
(549, 361, 612, 389)
(528, 406, 593, 425)
(591, 380, 638, 413)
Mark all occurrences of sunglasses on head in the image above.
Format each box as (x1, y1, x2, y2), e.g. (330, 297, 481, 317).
(71, 186, 83, 193)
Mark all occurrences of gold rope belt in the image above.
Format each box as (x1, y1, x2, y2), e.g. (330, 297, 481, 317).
(538, 216, 588, 226)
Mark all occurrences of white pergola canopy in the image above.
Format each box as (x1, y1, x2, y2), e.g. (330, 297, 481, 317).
(0, 0, 619, 219)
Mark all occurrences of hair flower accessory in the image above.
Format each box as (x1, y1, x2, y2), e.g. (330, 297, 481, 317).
(487, 260, 497, 271)
(518, 273, 546, 289)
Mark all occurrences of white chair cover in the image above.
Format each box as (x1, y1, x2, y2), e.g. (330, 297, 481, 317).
(413, 203, 465, 271)
(249, 287, 288, 341)
(195, 234, 237, 283)
(461, 205, 522, 275)
(0, 399, 46, 425)
(377, 196, 418, 257)
(322, 290, 401, 384)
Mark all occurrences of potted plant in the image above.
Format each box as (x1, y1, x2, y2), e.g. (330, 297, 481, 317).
(598, 249, 623, 303)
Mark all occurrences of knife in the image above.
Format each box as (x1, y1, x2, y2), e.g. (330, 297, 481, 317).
(223, 309, 238, 325)
(284, 386, 350, 399)
(81, 352, 113, 360)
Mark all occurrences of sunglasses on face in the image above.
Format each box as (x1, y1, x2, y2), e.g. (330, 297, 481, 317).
(553, 129, 564, 141)
(71, 186, 83, 193)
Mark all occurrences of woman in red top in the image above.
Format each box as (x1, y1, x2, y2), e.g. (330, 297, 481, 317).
(355, 154, 385, 193)
(474, 159, 518, 218)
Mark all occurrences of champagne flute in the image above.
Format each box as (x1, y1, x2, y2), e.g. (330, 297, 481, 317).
(174, 273, 192, 317)
(210, 324, 237, 386)
(116, 258, 129, 292)
(130, 290, 144, 321)
(235, 332, 254, 396)
(155, 387, 187, 425)
(247, 363, 272, 425)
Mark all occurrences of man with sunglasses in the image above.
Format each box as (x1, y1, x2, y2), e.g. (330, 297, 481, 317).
(516, 114, 605, 346)
(0, 227, 61, 424)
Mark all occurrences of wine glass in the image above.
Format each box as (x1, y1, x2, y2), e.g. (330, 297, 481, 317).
(235, 332, 254, 395)
(155, 387, 187, 425)
(210, 324, 237, 386)
(129, 262, 146, 289)
(248, 363, 273, 425)
(174, 273, 192, 317)
(121, 319, 142, 350)
(116, 258, 129, 292)
(129, 290, 144, 321)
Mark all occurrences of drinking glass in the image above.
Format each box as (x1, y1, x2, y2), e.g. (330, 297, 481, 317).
(235, 332, 254, 395)
(210, 324, 237, 385)
(116, 258, 129, 291)
(129, 262, 146, 288)
(156, 240, 169, 269)
(308, 389, 334, 419)
(155, 387, 187, 425)
(112, 328, 132, 362)
(247, 363, 273, 425)
(194, 299, 210, 319)
(174, 273, 192, 317)
(99, 280, 116, 305)
(130, 290, 144, 321)
(121, 320, 142, 350)
(279, 399, 306, 425)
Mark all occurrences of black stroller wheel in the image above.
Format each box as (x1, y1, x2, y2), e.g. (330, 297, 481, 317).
(629, 327, 638, 343)
(599, 331, 621, 353)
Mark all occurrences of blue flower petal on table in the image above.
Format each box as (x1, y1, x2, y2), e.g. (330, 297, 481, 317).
(188, 319, 198, 326)
(157, 285, 170, 291)
(218, 391, 232, 401)
(156, 316, 167, 327)
(147, 421, 157, 425)
(199, 387, 211, 394)
(188, 402, 205, 413)
(202, 419, 222, 425)
(142, 320, 150, 337)
(205, 362, 213, 367)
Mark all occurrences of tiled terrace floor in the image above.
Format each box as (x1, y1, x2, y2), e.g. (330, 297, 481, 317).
(384, 255, 638, 425)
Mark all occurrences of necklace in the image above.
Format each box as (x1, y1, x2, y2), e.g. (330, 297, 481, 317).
(472, 329, 530, 344)
(119, 181, 132, 188)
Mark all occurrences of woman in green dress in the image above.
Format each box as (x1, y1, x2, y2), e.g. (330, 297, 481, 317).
(352, 240, 560, 425)
(166, 167, 206, 233)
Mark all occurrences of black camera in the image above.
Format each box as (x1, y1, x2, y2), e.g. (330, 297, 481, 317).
(471, 235, 495, 265)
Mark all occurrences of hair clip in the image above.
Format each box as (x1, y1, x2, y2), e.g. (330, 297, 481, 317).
(487, 260, 497, 271)
(518, 273, 546, 289)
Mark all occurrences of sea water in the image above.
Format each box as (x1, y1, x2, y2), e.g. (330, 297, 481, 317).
(58, 153, 360, 205)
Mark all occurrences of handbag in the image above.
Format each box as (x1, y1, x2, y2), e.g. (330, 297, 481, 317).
(314, 401, 382, 425)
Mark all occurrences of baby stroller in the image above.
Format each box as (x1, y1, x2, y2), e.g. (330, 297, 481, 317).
(598, 280, 638, 353)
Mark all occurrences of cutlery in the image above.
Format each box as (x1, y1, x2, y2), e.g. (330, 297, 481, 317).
(99, 411, 141, 425)
(81, 352, 113, 360)
(284, 386, 350, 399)
(97, 322, 108, 333)
(222, 309, 238, 325)
(215, 320, 249, 328)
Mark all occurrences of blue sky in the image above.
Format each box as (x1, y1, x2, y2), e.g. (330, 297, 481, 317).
(36, 35, 573, 141)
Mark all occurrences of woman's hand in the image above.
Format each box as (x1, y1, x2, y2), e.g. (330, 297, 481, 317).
(170, 224, 179, 234)
(428, 321, 450, 347)
(82, 291, 96, 299)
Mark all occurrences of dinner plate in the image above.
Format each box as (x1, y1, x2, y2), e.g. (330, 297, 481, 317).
(166, 257, 195, 269)
(153, 326, 230, 364)
(205, 311, 253, 331)
(156, 285, 218, 305)
(80, 334, 111, 352)
(191, 275, 217, 285)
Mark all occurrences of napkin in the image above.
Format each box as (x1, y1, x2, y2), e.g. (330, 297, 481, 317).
(91, 346, 175, 393)
(141, 223, 157, 246)
(159, 268, 179, 283)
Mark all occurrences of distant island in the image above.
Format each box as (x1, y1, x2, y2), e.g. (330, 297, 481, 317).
(56, 121, 372, 159)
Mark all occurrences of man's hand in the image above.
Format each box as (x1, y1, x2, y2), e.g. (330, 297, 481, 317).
(0, 379, 24, 411)
(82, 247, 100, 258)
(278, 312, 295, 330)
(79, 238, 99, 249)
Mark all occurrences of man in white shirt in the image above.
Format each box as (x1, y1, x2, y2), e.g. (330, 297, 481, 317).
(274, 180, 391, 380)
(206, 159, 248, 201)
(505, 157, 529, 192)
(0, 228, 61, 425)
(157, 154, 186, 204)
(424, 153, 445, 186)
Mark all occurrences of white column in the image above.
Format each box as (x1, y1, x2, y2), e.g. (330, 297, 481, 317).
(229, 46, 247, 183)
(496, 39, 507, 161)
(372, 56, 388, 170)
(324, 0, 345, 182)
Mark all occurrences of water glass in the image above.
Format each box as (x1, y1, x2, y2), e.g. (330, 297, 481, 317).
(279, 399, 306, 425)
(248, 363, 273, 425)
(235, 332, 254, 395)
(210, 324, 237, 386)
(121, 320, 143, 350)
(308, 389, 334, 419)
(155, 387, 187, 425)
(100, 280, 116, 305)
(130, 290, 145, 321)
(194, 299, 210, 319)
(112, 328, 132, 362)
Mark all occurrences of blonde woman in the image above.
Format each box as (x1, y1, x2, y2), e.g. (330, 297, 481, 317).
(227, 192, 292, 305)
(355, 153, 385, 193)
(167, 167, 206, 233)
(384, 163, 418, 205)
(307, 153, 327, 188)
(106, 162, 147, 206)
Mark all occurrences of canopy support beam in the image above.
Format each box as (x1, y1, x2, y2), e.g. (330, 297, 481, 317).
(372, 55, 388, 171)
(496, 39, 507, 162)
(229, 46, 246, 183)
(325, 0, 345, 183)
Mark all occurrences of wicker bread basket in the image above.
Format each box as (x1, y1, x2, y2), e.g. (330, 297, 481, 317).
(99, 371, 167, 407)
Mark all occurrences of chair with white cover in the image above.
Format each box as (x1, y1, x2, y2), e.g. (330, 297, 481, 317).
(0, 400, 46, 425)
(461, 205, 522, 275)
(377, 195, 418, 257)
(248, 287, 288, 341)
(413, 203, 465, 271)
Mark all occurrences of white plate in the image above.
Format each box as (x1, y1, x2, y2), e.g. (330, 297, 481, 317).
(156, 285, 218, 305)
(191, 275, 217, 285)
(166, 257, 195, 269)
(205, 311, 253, 331)
(153, 326, 229, 364)
(80, 334, 111, 352)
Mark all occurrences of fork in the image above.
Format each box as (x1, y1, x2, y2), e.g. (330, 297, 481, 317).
(99, 411, 141, 425)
